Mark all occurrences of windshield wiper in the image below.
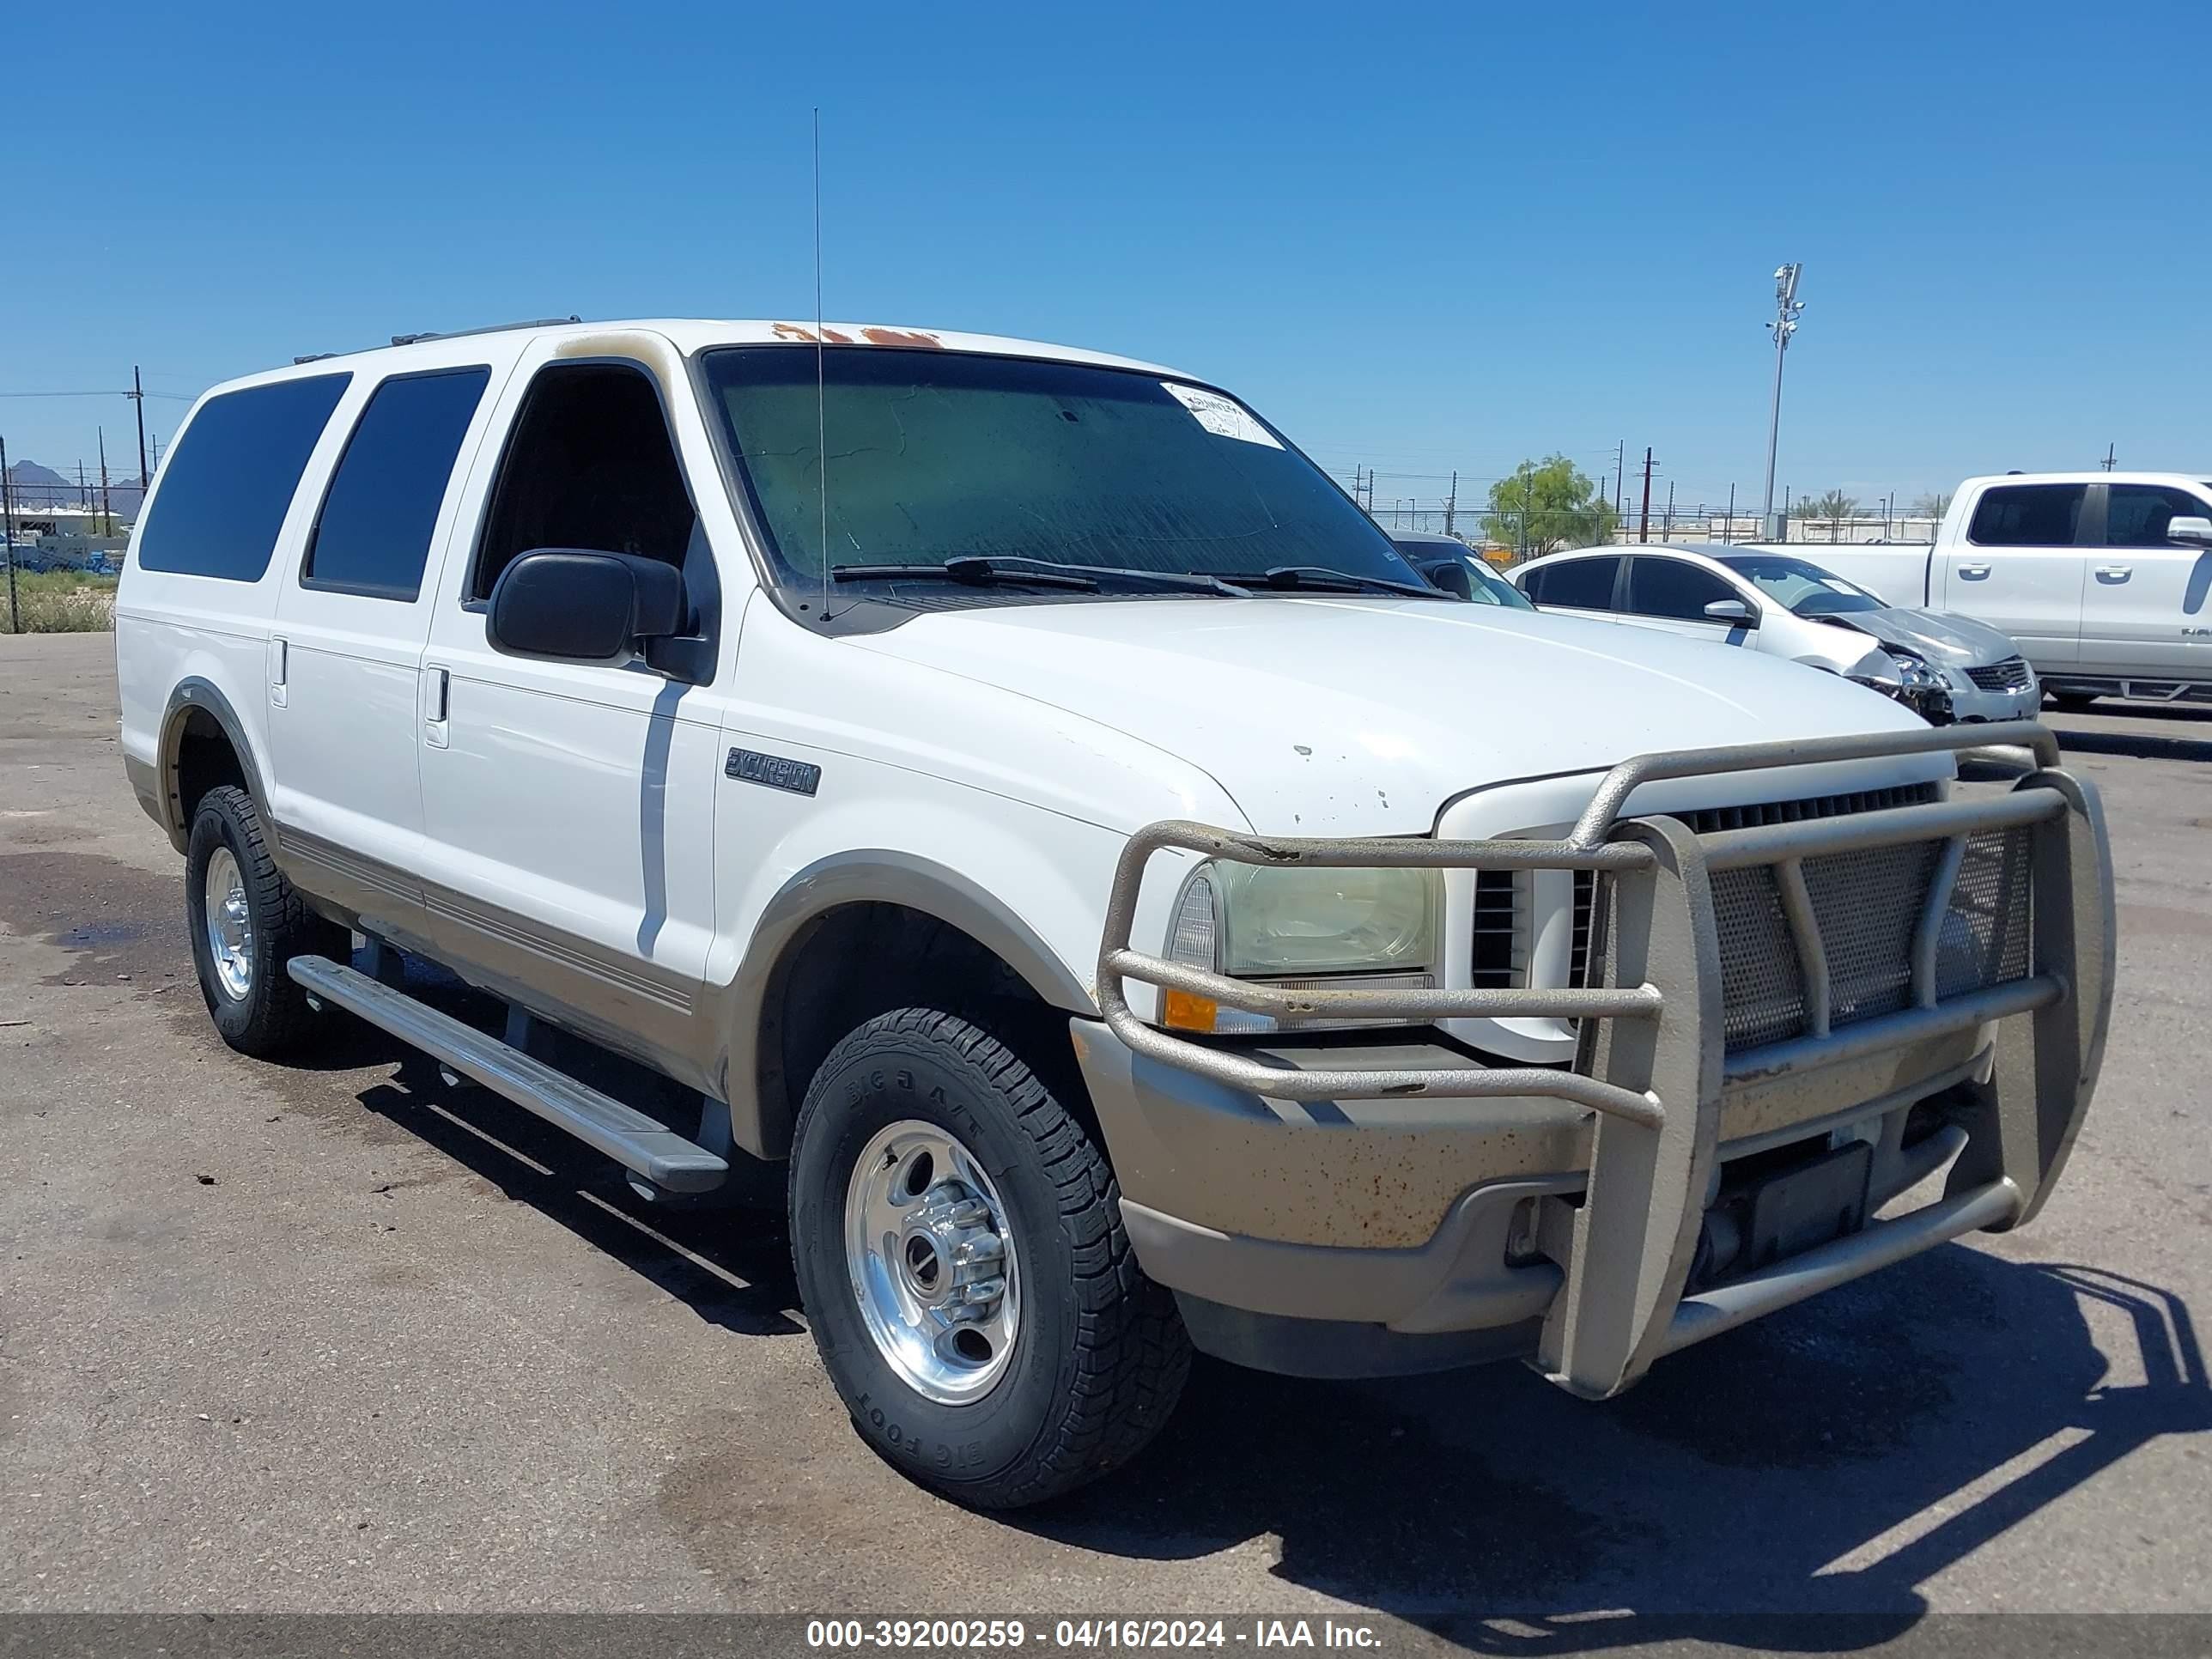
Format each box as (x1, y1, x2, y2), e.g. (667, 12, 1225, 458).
(833, 556, 1243, 595)
(1212, 565, 1450, 599)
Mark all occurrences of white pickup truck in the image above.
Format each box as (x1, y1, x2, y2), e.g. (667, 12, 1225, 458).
(116, 318, 2113, 1509)
(1814, 471, 2212, 708)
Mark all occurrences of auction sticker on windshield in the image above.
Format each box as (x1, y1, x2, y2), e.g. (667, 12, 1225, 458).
(1163, 383, 1282, 447)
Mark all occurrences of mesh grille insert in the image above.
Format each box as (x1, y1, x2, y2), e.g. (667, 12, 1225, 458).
(1547, 781, 2033, 1054)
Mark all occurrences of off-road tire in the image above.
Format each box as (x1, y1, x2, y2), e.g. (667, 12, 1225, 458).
(788, 1006, 1190, 1509)
(184, 785, 343, 1058)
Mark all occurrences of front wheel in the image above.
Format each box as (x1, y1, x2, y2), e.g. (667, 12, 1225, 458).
(788, 1007, 1189, 1508)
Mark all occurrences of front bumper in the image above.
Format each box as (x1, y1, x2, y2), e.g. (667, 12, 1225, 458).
(1089, 720, 2114, 1396)
(1947, 680, 2043, 724)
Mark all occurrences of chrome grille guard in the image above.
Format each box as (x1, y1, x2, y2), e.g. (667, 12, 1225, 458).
(1096, 719, 2115, 1399)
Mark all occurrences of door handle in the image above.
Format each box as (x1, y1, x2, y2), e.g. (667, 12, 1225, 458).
(267, 636, 289, 708)
(2094, 566, 2132, 582)
(422, 665, 451, 750)
(1956, 563, 1990, 579)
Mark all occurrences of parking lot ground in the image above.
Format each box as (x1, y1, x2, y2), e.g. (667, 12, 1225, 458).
(3, 632, 2209, 1638)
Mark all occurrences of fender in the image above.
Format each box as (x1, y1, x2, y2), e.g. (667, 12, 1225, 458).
(711, 849, 1097, 1159)
(155, 678, 272, 853)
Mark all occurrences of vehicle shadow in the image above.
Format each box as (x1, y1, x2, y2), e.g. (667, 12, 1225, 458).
(1010, 1249, 2206, 1650)
(290, 950, 802, 1340)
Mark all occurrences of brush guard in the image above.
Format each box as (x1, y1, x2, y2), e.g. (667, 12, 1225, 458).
(1097, 720, 2113, 1398)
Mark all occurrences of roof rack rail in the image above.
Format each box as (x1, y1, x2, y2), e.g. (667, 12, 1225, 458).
(390, 315, 583, 348)
(293, 353, 338, 365)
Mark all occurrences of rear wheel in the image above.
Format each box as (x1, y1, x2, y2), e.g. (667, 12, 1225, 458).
(184, 785, 344, 1058)
(788, 1006, 1188, 1508)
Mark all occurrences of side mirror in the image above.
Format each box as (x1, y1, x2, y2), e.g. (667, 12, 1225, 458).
(489, 549, 686, 663)
(1704, 598, 1755, 623)
(2166, 514, 2212, 546)
(1421, 559, 1475, 600)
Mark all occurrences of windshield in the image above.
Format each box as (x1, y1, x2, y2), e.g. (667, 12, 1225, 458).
(701, 347, 1420, 594)
(1718, 553, 1886, 617)
(1461, 556, 1534, 610)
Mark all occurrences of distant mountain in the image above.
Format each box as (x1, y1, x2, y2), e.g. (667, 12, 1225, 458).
(5, 459, 143, 520)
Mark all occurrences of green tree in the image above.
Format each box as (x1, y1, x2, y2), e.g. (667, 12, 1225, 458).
(1480, 454, 1618, 558)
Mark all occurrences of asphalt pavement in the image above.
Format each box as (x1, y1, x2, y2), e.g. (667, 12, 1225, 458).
(3, 632, 2208, 1640)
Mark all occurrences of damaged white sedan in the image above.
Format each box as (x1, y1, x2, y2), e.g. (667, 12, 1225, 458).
(1513, 544, 2039, 724)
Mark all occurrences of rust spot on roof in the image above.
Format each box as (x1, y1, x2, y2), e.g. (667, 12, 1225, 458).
(860, 326, 944, 349)
(771, 323, 817, 343)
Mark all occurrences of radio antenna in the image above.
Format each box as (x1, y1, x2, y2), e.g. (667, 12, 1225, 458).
(813, 107, 832, 623)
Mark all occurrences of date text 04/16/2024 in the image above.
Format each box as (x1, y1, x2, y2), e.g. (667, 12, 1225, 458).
(804, 1620, 1384, 1650)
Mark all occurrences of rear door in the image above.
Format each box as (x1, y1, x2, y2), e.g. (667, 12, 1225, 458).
(1939, 483, 2087, 668)
(1519, 554, 1622, 622)
(1619, 555, 1759, 647)
(2077, 482, 2212, 678)
(266, 359, 504, 937)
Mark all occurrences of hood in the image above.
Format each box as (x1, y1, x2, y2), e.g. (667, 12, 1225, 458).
(854, 597, 1943, 836)
(1844, 605, 2021, 667)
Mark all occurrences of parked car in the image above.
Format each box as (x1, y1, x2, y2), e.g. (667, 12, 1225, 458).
(1510, 543, 2039, 725)
(116, 318, 2112, 1510)
(1381, 527, 1535, 609)
(1807, 472, 2212, 709)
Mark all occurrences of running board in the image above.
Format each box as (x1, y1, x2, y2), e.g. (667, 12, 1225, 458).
(287, 955, 729, 1193)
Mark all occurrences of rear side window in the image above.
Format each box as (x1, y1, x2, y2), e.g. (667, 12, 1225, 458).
(303, 368, 491, 600)
(1525, 556, 1620, 609)
(1626, 556, 1738, 621)
(2104, 483, 2211, 548)
(135, 375, 350, 580)
(1967, 484, 2086, 547)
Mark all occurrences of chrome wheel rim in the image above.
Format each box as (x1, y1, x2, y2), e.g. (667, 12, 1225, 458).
(844, 1119, 1021, 1405)
(203, 847, 252, 1001)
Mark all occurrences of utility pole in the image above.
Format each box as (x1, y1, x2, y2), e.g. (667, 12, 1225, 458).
(99, 428, 112, 538)
(77, 461, 88, 510)
(1663, 482, 1674, 538)
(1613, 441, 1625, 519)
(2, 432, 20, 635)
(1638, 447, 1654, 543)
(130, 365, 150, 489)
(1760, 263, 1805, 540)
(1443, 471, 1457, 538)
(2101, 443, 2117, 471)
(1724, 482, 1736, 543)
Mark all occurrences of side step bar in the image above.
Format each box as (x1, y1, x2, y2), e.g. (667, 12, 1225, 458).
(287, 955, 729, 1193)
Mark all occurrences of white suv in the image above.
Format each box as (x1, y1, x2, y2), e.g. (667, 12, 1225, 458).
(116, 318, 2114, 1507)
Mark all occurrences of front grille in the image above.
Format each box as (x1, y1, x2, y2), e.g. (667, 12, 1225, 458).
(1966, 656, 2033, 693)
(1550, 781, 2033, 1054)
(1471, 869, 1522, 988)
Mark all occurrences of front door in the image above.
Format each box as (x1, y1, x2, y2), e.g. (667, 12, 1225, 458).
(1618, 555, 1760, 648)
(266, 361, 501, 939)
(2078, 482, 2212, 678)
(1936, 482, 2087, 669)
(416, 349, 725, 1071)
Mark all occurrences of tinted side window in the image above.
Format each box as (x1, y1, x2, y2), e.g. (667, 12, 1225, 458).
(1626, 557, 1739, 622)
(1967, 484, 2086, 547)
(2104, 484, 2211, 548)
(303, 368, 491, 600)
(135, 375, 350, 580)
(473, 363, 696, 601)
(1528, 556, 1620, 610)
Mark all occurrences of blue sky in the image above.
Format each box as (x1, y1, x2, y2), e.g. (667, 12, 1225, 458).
(6, 0, 2206, 514)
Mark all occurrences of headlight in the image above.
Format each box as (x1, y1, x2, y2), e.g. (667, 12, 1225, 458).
(1848, 648, 1951, 720)
(1160, 861, 1440, 1033)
